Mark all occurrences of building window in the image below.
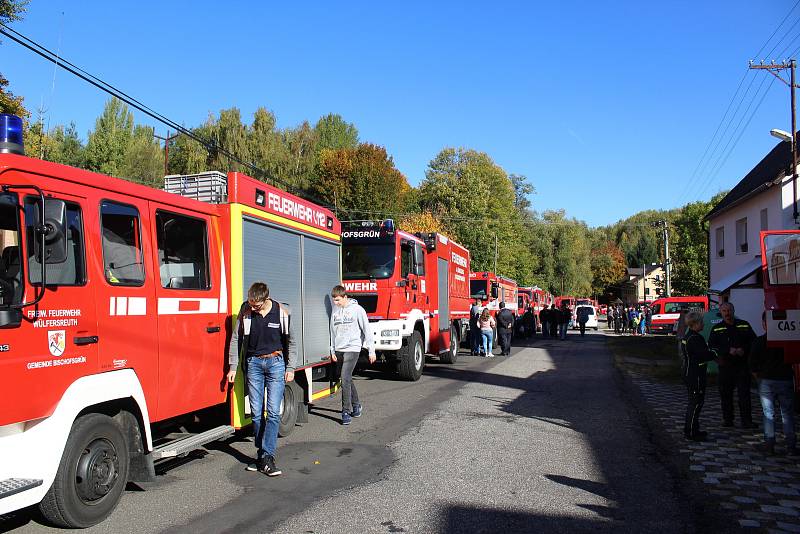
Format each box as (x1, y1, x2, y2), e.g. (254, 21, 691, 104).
(715, 227, 725, 257)
(761, 208, 769, 231)
(736, 218, 748, 254)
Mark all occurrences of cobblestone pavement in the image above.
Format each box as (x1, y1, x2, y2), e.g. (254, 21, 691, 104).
(630, 374, 800, 532)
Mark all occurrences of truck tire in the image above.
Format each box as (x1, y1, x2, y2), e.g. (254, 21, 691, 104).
(39, 413, 129, 528)
(398, 331, 424, 381)
(440, 326, 459, 364)
(278, 382, 301, 437)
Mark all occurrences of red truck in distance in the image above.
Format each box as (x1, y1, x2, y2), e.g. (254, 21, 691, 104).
(341, 220, 472, 380)
(469, 271, 518, 318)
(761, 230, 800, 357)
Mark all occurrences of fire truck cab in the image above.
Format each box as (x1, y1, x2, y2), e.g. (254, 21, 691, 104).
(469, 272, 518, 316)
(341, 221, 471, 380)
(0, 115, 342, 527)
(761, 230, 800, 358)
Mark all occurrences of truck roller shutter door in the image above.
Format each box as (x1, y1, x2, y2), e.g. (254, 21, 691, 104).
(302, 236, 341, 366)
(241, 218, 304, 360)
(438, 257, 449, 330)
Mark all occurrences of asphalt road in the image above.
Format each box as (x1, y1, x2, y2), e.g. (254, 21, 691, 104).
(2, 330, 693, 533)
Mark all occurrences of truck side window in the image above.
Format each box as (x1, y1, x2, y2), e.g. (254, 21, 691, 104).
(24, 198, 85, 286)
(156, 211, 210, 290)
(0, 193, 22, 305)
(413, 242, 425, 276)
(400, 241, 413, 278)
(101, 201, 144, 286)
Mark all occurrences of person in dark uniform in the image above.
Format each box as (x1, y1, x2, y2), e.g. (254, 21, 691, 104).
(708, 302, 757, 427)
(496, 302, 515, 356)
(681, 311, 718, 441)
(750, 311, 797, 455)
(539, 306, 550, 339)
(549, 304, 559, 338)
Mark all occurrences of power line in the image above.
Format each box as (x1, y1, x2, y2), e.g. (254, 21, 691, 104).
(679, 1, 800, 203)
(0, 22, 327, 204)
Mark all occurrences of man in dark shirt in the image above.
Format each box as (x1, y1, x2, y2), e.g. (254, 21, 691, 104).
(750, 311, 796, 455)
(708, 302, 757, 427)
(682, 311, 718, 440)
(539, 306, 550, 339)
(496, 302, 515, 356)
(227, 282, 297, 476)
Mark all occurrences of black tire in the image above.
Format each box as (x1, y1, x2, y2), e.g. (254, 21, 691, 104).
(441, 326, 458, 364)
(278, 382, 300, 437)
(398, 331, 424, 381)
(39, 413, 129, 528)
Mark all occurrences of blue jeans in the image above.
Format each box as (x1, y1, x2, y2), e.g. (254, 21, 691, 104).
(247, 356, 286, 459)
(481, 330, 493, 355)
(759, 379, 796, 445)
(559, 323, 568, 340)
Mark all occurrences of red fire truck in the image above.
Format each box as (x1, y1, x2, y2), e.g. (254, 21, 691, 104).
(761, 230, 800, 357)
(0, 117, 342, 527)
(469, 272, 518, 317)
(517, 287, 533, 317)
(341, 221, 471, 380)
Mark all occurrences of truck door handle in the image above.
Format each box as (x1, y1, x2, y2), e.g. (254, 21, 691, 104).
(206, 326, 220, 333)
(74, 336, 99, 345)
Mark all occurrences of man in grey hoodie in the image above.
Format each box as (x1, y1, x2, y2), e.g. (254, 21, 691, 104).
(330, 285, 376, 425)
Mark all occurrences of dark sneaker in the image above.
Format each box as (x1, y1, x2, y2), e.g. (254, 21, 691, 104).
(722, 421, 735, 428)
(246, 457, 267, 472)
(686, 431, 708, 442)
(342, 411, 352, 425)
(756, 441, 776, 455)
(261, 455, 282, 476)
(352, 404, 363, 418)
(741, 421, 759, 430)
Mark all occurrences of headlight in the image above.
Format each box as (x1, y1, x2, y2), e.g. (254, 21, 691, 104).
(381, 329, 400, 337)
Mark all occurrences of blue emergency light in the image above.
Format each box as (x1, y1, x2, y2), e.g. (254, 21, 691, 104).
(0, 114, 24, 155)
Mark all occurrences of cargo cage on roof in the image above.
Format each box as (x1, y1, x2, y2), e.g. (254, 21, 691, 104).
(164, 171, 228, 204)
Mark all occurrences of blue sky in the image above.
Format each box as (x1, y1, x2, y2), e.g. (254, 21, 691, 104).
(2, 1, 797, 226)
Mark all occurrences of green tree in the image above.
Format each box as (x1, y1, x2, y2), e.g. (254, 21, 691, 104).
(84, 98, 134, 177)
(416, 148, 532, 283)
(670, 191, 727, 295)
(314, 113, 358, 151)
(122, 125, 165, 187)
(46, 122, 84, 167)
(0, 1, 29, 117)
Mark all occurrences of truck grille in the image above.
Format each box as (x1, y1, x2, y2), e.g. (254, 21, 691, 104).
(355, 294, 379, 313)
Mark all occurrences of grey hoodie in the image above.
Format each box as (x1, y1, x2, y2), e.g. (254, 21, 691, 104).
(330, 298, 375, 355)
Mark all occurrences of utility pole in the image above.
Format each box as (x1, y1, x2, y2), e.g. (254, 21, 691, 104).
(494, 234, 498, 274)
(750, 59, 799, 224)
(152, 129, 179, 176)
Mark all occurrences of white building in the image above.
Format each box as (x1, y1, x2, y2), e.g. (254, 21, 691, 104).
(705, 137, 800, 334)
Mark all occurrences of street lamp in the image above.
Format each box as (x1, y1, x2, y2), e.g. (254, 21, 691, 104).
(771, 129, 792, 142)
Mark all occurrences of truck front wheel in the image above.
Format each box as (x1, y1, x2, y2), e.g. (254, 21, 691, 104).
(39, 413, 130, 528)
(398, 331, 424, 381)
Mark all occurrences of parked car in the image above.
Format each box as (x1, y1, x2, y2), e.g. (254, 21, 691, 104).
(650, 296, 709, 334)
(573, 305, 599, 330)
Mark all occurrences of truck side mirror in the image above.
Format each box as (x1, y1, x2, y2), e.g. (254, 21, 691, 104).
(491, 282, 499, 299)
(36, 199, 67, 264)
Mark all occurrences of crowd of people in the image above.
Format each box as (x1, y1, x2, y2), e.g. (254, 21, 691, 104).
(605, 304, 653, 336)
(680, 302, 795, 456)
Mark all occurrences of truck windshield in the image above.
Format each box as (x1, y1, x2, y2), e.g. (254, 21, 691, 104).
(0, 193, 22, 306)
(343, 243, 395, 280)
(470, 280, 488, 298)
(764, 233, 800, 285)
